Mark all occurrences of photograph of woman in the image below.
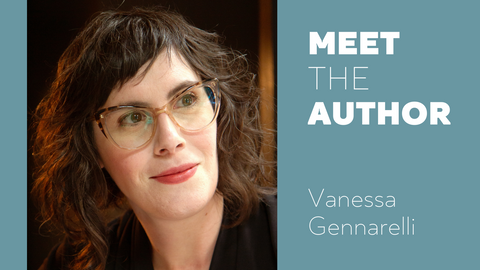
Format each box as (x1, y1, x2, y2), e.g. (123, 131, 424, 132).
(30, 3, 276, 270)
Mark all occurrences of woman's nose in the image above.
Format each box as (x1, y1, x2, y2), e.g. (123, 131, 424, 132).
(153, 113, 186, 156)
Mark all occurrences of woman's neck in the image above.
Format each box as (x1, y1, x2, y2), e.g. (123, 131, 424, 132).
(134, 194, 224, 270)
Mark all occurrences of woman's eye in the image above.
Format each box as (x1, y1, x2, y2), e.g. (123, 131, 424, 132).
(176, 93, 197, 108)
(119, 111, 148, 126)
(129, 112, 143, 123)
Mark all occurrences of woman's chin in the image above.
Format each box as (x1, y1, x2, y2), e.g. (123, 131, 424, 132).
(130, 190, 222, 222)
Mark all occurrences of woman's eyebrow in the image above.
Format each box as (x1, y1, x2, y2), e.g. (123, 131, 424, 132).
(167, 80, 198, 99)
(119, 101, 150, 107)
(117, 80, 200, 107)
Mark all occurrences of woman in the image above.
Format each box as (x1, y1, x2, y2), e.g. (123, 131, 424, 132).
(32, 7, 276, 270)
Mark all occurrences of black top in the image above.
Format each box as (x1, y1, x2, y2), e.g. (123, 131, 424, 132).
(39, 195, 277, 270)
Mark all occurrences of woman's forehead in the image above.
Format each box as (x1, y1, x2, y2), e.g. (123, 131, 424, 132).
(104, 50, 200, 107)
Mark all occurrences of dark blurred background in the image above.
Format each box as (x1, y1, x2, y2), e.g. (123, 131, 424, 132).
(27, 0, 276, 269)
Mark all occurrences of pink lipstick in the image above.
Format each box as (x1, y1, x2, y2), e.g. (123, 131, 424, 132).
(151, 163, 198, 185)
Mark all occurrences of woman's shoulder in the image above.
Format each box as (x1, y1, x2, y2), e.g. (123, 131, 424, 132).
(210, 190, 277, 269)
(37, 236, 82, 270)
(259, 188, 277, 228)
(38, 210, 138, 270)
(259, 190, 277, 249)
(259, 191, 277, 228)
(261, 191, 277, 212)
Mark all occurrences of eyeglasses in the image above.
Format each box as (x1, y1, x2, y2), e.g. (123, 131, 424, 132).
(93, 78, 220, 150)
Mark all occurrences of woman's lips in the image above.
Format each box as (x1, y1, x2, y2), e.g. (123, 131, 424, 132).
(150, 163, 198, 185)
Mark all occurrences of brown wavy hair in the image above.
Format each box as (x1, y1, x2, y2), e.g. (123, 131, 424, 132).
(32, 7, 275, 270)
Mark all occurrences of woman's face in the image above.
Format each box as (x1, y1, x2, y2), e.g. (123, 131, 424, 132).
(94, 50, 220, 221)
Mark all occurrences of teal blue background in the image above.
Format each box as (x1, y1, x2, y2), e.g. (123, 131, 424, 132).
(278, 0, 479, 268)
(1, 0, 27, 268)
